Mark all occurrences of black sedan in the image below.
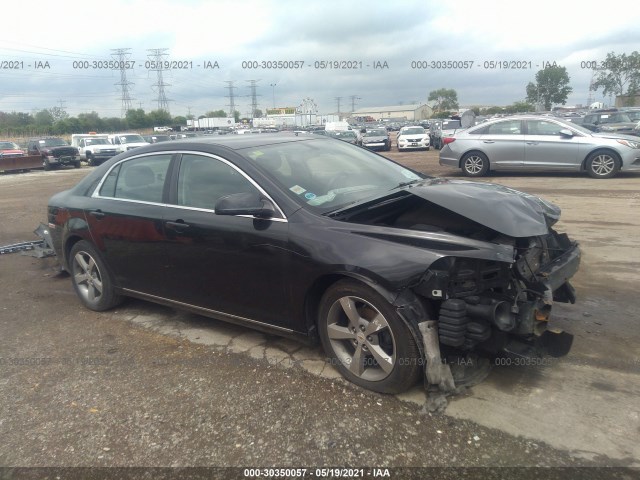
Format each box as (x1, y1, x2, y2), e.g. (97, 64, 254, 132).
(48, 134, 580, 394)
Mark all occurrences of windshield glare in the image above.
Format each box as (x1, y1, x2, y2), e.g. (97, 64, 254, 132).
(0, 142, 20, 149)
(244, 139, 424, 212)
(86, 138, 109, 145)
(41, 138, 67, 147)
(120, 135, 145, 143)
(365, 129, 387, 136)
(401, 127, 425, 135)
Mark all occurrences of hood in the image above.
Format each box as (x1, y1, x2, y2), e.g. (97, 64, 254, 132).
(402, 179, 560, 237)
(363, 135, 387, 142)
(592, 131, 640, 141)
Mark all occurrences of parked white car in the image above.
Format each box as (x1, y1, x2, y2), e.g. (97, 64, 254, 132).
(397, 126, 430, 151)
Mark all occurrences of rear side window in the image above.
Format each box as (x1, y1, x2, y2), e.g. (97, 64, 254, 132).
(99, 154, 172, 203)
(485, 120, 522, 135)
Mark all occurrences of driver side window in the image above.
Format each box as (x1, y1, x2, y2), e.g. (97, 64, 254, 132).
(177, 154, 259, 210)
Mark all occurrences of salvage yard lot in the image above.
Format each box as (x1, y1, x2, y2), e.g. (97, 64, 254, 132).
(1, 148, 639, 471)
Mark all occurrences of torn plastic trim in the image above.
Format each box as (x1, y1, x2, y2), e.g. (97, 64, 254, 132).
(535, 242, 581, 294)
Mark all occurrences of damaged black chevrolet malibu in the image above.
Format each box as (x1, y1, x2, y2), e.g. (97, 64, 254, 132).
(48, 134, 580, 394)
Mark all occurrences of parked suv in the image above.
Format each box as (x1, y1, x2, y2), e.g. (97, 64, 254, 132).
(431, 119, 463, 150)
(581, 109, 637, 135)
(27, 137, 81, 170)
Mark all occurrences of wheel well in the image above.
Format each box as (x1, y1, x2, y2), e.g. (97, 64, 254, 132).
(64, 235, 84, 270)
(459, 150, 488, 169)
(304, 274, 349, 340)
(581, 148, 621, 171)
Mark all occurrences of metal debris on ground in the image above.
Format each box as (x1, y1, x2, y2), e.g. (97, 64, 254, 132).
(0, 223, 55, 258)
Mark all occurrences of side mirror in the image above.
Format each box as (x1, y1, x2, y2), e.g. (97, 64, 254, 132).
(559, 129, 574, 137)
(214, 192, 275, 219)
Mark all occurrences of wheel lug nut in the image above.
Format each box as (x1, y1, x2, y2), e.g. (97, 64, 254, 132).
(367, 336, 372, 342)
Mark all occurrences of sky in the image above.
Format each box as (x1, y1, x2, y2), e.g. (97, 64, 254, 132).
(1, 0, 639, 118)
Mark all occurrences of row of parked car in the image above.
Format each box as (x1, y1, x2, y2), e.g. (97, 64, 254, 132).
(0, 132, 218, 171)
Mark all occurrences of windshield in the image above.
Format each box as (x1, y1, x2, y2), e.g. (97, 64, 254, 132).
(243, 139, 425, 213)
(328, 131, 356, 139)
(441, 120, 462, 130)
(85, 138, 109, 145)
(40, 138, 68, 147)
(400, 127, 425, 135)
(364, 129, 387, 136)
(119, 135, 145, 143)
(624, 111, 640, 121)
(0, 142, 20, 149)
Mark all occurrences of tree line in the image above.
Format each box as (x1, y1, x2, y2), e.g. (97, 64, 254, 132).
(428, 51, 639, 115)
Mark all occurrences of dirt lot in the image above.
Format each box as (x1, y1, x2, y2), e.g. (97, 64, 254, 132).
(1, 147, 639, 477)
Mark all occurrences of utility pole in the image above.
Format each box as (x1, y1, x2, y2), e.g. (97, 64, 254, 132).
(349, 95, 361, 112)
(335, 96, 342, 114)
(270, 83, 277, 108)
(147, 48, 171, 113)
(111, 48, 134, 117)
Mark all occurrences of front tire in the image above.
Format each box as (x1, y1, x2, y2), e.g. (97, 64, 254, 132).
(461, 151, 490, 177)
(586, 150, 620, 179)
(69, 240, 123, 311)
(318, 280, 421, 394)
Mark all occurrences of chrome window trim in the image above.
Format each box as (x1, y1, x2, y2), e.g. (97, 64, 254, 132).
(91, 150, 288, 222)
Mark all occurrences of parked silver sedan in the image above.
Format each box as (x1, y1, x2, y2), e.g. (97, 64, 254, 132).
(439, 115, 640, 178)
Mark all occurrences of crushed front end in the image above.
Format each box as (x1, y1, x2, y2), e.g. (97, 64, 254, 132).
(414, 228, 580, 364)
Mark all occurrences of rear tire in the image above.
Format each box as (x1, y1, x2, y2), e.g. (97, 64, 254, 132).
(43, 158, 51, 171)
(318, 279, 421, 394)
(69, 240, 123, 311)
(461, 151, 490, 177)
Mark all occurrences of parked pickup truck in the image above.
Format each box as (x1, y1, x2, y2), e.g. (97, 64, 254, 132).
(27, 137, 80, 170)
(77, 137, 118, 166)
(107, 133, 150, 153)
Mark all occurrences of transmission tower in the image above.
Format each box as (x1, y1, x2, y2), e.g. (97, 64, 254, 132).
(111, 48, 134, 117)
(147, 48, 171, 113)
(349, 95, 361, 112)
(246, 80, 261, 118)
(335, 96, 342, 114)
(224, 81, 237, 117)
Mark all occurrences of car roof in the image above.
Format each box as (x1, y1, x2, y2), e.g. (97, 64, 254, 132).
(140, 133, 327, 150)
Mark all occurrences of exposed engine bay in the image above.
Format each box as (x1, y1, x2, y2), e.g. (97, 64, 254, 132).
(342, 191, 580, 362)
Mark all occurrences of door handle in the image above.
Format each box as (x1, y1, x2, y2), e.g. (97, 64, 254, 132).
(526, 142, 539, 145)
(482, 140, 495, 144)
(89, 209, 105, 219)
(165, 220, 190, 231)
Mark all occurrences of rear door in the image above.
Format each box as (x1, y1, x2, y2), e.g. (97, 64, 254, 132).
(86, 153, 173, 295)
(478, 119, 525, 168)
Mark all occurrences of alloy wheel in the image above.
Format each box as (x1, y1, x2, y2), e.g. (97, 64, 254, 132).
(325, 295, 396, 381)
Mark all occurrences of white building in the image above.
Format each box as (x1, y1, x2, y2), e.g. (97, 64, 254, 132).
(351, 104, 433, 121)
